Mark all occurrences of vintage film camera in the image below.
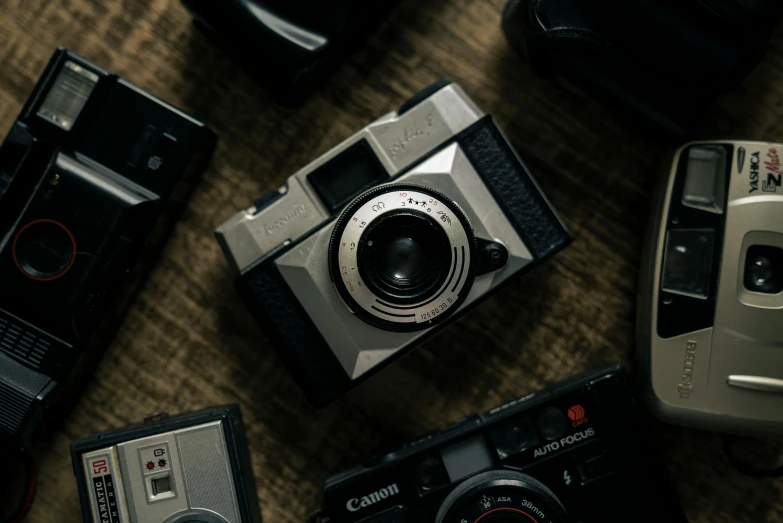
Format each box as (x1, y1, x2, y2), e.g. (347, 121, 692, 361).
(315, 364, 687, 523)
(71, 405, 261, 523)
(0, 48, 216, 447)
(181, 0, 399, 104)
(502, 0, 783, 138)
(215, 80, 571, 406)
(638, 141, 783, 435)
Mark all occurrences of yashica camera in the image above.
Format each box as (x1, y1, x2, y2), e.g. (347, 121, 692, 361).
(215, 80, 571, 406)
(315, 364, 687, 523)
(181, 0, 399, 104)
(71, 405, 261, 523)
(638, 141, 783, 436)
(502, 0, 783, 138)
(0, 48, 216, 447)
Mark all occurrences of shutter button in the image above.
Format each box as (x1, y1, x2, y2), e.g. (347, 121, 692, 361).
(536, 406, 568, 441)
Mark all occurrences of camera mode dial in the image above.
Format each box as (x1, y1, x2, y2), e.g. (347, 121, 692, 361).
(436, 471, 568, 523)
(328, 183, 477, 332)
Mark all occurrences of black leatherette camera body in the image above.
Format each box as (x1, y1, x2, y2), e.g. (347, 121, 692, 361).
(181, 0, 400, 104)
(320, 364, 688, 523)
(0, 48, 216, 447)
(502, 0, 783, 138)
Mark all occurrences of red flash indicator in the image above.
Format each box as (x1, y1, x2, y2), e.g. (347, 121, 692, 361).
(146, 461, 155, 470)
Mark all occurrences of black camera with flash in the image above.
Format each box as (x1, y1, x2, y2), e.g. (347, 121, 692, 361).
(0, 48, 216, 447)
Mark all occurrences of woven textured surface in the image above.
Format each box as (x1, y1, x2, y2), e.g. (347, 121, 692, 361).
(0, 0, 782, 521)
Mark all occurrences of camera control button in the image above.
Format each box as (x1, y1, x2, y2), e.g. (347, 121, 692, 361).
(536, 406, 568, 441)
(578, 455, 611, 483)
(491, 418, 540, 459)
(398, 78, 452, 115)
(415, 455, 450, 494)
(253, 189, 284, 214)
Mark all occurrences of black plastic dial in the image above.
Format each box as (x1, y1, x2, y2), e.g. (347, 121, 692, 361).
(435, 471, 568, 523)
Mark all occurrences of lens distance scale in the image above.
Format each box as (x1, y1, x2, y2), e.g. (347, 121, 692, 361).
(329, 184, 476, 332)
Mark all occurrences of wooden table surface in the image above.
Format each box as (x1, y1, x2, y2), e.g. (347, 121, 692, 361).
(1, 0, 782, 521)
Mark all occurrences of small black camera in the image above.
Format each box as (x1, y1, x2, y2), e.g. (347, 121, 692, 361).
(0, 48, 216, 447)
(71, 405, 262, 523)
(316, 364, 687, 523)
(181, 0, 400, 104)
(502, 0, 783, 138)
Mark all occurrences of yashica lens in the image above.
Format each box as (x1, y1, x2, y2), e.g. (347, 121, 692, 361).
(329, 184, 476, 332)
(744, 245, 783, 294)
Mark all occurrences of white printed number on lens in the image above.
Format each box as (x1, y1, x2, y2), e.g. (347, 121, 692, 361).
(336, 188, 472, 325)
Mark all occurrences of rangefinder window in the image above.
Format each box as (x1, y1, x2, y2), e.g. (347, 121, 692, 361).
(661, 229, 715, 299)
(37, 61, 99, 131)
(307, 139, 388, 213)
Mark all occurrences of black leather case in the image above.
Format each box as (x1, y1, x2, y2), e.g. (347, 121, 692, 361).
(236, 117, 571, 407)
(181, 0, 400, 105)
(503, 0, 783, 138)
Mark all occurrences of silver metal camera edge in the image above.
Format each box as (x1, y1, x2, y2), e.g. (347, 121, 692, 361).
(273, 139, 534, 380)
(215, 83, 484, 275)
(81, 420, 242, 523)
(641, 140, 783, 436)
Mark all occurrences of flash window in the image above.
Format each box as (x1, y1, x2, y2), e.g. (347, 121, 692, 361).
(37, 60, 99, 131)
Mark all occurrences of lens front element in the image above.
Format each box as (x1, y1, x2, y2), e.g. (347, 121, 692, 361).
(329, 184, 476, 332)
(744, 245, 783, 294)
(12, 219, 76, 281)
(359, 210, 453, 305)
(435, 471, 568, 523)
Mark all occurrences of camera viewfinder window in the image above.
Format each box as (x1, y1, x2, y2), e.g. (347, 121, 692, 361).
(440, 435, 493, 483)
(308, 139, 388, 213)
(151, 475, 172, 496)
(661, 229, 715, 299)
(37, 61, 99, 131)
(682, 145, 727, 214)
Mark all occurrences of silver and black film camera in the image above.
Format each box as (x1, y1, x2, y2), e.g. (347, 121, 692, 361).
(0, 48, 216, 447)
(638, 141, 783, 435)
(315, 364, 687, 523)
(71, 405, 262, 523)
(215, 80, 571, 407)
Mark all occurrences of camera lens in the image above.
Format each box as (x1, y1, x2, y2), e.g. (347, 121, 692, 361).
(359, 211, 452, 304)
(435, 470, 568, 523)
(744, 245, 783, 294)
(329, 184, 476, 332)
(12, 219, 76, 281)
(380, 236, 425, 283)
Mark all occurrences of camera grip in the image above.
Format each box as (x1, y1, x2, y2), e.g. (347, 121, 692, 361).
(236, 258, 352, 408)
(458, 118, 570, 261)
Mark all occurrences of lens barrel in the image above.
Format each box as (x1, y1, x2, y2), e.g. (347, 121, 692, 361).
(329, 184, 476, 332)
(744, 245, 783, 294)
(357, 210, 453, 305)
(435, 471, 568, 523)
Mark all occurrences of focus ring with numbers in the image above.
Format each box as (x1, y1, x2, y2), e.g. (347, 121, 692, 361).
(328, 183, 477, 332)
(435, 471, 569, 523)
